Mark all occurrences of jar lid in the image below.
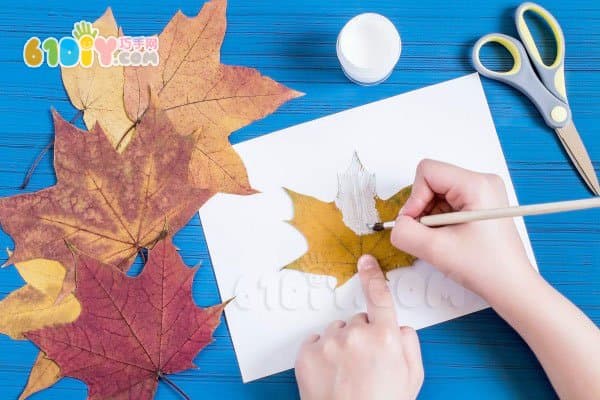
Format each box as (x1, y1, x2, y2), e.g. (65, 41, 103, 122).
(336, 13, 401, 85)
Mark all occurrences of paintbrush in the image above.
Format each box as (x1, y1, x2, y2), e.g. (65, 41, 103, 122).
(367, 197, 600, 231)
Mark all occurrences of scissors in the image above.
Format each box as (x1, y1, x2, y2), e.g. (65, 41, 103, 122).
(472, 2, 600, 196)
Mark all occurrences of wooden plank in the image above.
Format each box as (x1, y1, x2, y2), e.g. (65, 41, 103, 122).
(0, 0, 597, 398)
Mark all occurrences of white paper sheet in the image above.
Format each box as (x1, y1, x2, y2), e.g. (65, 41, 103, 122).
(199, 73, 537, 382)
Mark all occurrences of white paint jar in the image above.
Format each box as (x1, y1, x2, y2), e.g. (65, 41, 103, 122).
(336, 13, 402, 85)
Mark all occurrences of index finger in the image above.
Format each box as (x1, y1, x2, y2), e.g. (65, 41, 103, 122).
(357, 255, 397, 326)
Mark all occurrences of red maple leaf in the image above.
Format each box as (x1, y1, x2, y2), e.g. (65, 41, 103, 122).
(26, 238, 227, 399)
(0, 99, 211, 279)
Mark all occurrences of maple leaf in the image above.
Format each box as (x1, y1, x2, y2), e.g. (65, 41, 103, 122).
(0, 259, 80, 339)
(0, 98, 211, 279)
(283, 186, 416, 287)
(26, 238, 227, 399)
(19, 352, 61, 400)
(0, 259, 78, 399)
(123, 0, 302, 194)
(61, 8, 136, 150)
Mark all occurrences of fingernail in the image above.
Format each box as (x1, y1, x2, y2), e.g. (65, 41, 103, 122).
(398, 206, 406, 215)
(357, 256, 374, 271)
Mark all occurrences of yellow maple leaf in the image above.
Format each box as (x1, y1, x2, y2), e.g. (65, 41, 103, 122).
(61, 8, 136, 150)
(0, 260, 77, 399)
(18, 352, 61, 400)
(0, 259, 80, 339)
(283, 186, 416, 287)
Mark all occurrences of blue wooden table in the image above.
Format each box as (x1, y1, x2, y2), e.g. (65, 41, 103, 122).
(0, 0, 598, 398)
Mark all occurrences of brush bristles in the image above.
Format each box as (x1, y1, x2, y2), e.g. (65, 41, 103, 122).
(367, 222, 384, 232)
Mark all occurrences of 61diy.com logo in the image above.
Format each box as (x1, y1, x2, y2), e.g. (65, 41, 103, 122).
(23, 20, 159, 68)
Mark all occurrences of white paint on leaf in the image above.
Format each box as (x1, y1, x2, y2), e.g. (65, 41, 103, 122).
(335, 152, 379, 235)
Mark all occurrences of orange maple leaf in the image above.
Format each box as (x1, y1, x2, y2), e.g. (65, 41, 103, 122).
(124, 0, 302, 194)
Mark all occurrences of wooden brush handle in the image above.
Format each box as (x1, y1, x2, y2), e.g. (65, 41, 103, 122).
(419, 197, 600, 227)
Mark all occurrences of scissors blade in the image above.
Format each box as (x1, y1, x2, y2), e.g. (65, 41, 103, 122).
(555, 121, 600, 196)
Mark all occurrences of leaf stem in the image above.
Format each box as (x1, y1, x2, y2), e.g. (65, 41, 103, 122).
(115, 121, 137, 152)
(19, 110, 83, 190)
(158, 373, 190, 400)
(138, 247, 147, 264)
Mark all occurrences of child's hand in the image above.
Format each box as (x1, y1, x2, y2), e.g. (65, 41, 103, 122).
(295, 255, 424, 400)
(390, 159, 535, 301)
(390, 159, 600, 399)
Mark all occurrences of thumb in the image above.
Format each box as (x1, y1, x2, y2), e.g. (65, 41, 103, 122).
(390, 215, 442, 261)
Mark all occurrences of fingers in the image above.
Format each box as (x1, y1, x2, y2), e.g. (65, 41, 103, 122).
(357, 255, 396, 326)
(324, 320, 346, 336)
(400, 326, 425, 395)
(401, 159, 480, 217)
(400, 327, 423, 372)
(390, 215, 445, 262)
(348, 312, 368, 326)
(302, 333, 320, 346)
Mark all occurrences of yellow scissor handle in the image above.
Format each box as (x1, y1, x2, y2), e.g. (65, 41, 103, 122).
(472, 34, 524, 77)
(515, 2, 567, 101)
(472, 33, 571, 129)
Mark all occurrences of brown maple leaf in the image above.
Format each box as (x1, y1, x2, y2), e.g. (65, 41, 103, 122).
(123, 0, 302, 194)
(26, 238, 227, 399)
(0, 97, 210, 277)
(284, 186, 416, 287)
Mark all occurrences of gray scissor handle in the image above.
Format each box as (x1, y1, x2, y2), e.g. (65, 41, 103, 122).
(515, 2, 567, 103)
(472, 33, 570, 129)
